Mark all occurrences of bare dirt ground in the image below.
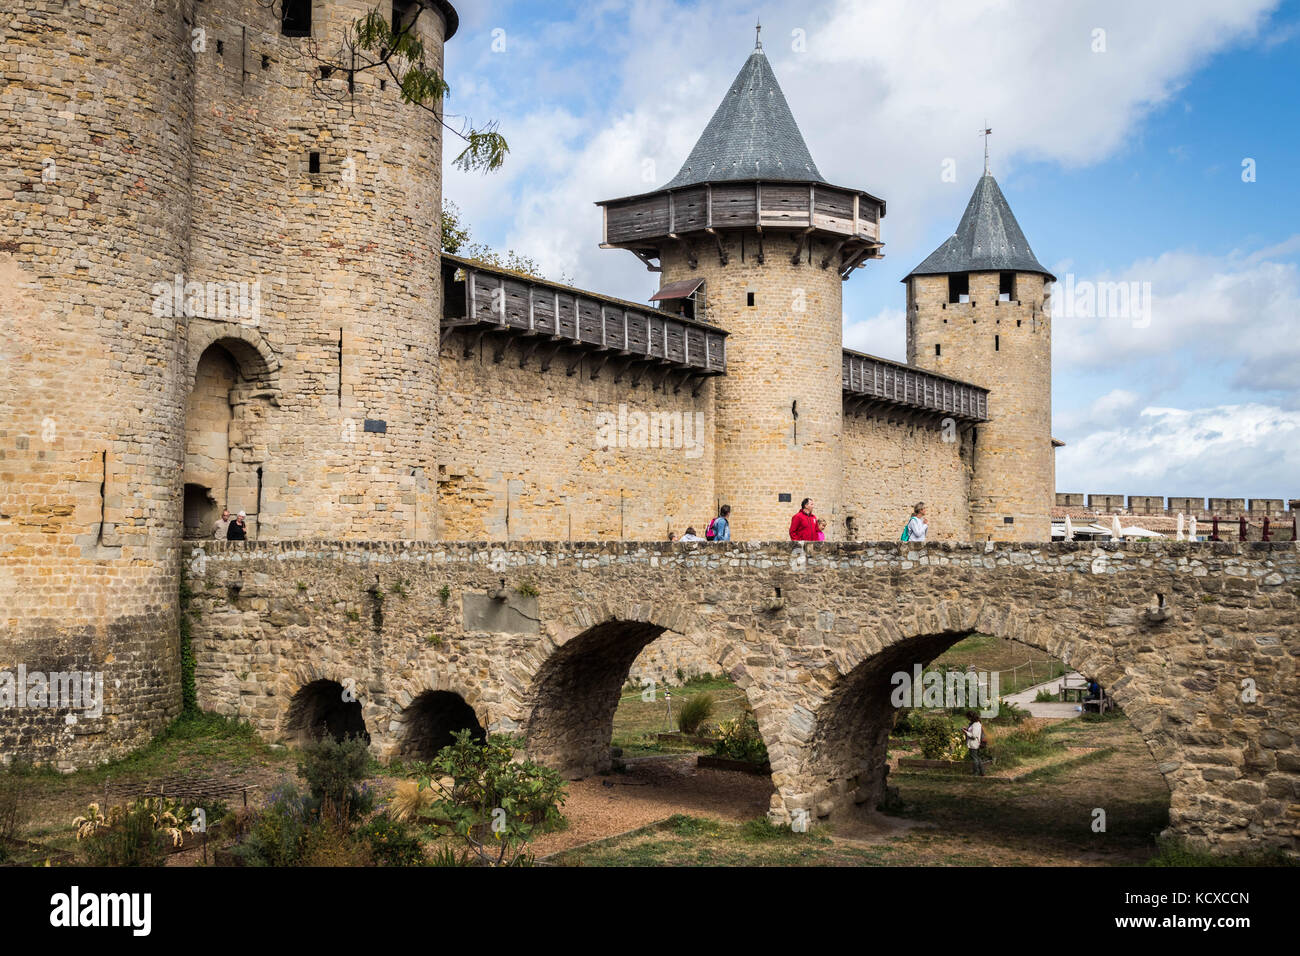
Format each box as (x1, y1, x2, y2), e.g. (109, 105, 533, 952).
(529, 755, 775, 856)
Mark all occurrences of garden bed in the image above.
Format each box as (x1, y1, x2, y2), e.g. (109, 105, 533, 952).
(696, 755, 771, 775)
(0, 836, 76, 867)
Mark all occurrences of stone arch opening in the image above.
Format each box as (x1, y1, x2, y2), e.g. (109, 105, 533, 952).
(284, 679, 370, 747)
(184, 337, 277, 539)
(397, 690, 485, 761)
(797, 624, 1172, 855)
(526, 620, 668, 778)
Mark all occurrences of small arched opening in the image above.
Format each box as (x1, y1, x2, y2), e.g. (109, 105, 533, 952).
(397, 690, 485, 761)
(285, 679, 370, 747)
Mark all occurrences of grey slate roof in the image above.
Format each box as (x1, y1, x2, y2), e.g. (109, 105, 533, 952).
(664, 48, 822, 189)
(906, 173, 1053, 279)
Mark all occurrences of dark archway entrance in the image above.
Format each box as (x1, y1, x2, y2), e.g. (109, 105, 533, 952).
(397, 691, 485, 761)
(285, 679, 370, 746)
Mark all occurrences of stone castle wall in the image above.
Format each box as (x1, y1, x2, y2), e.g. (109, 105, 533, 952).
(842, 414, 974, 541)
(436, 345, 716, 540)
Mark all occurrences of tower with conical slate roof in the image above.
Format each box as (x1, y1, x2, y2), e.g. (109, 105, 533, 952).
(598, 39, 885, 538)
(905, 172, 1055, 541)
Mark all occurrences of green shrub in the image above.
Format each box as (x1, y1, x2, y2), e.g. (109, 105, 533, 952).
(892, 708, 918, 736)
(1034, 688, 1057, 703)
(428, 844, 476, 866)
(357, 814, 425, 866)
(414, 730, 566, 866)
(231, 785, 315, 867)
(301, 820, 373, 867)
(297, 735, 375, 822)
(918, 715, 965, 761)
(990, 700, 1031, 724)
(677, 693, 715, 735)
(714, 713, 768, 764)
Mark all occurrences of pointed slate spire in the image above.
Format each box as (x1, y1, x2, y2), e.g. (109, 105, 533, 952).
(664, 48, 822, 189)
(907, 173, 1052, 279)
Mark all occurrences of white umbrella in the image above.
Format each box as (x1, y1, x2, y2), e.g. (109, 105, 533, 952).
(1064, 514, 1075, 540)
(1111, 514, 1123, 540)
(1189, 516, 1198, 541)
(1176, 512, 1185, 541)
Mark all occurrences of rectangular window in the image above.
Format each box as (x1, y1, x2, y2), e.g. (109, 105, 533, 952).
(948, 273, 969, 304)
(281, 0, 312, 37)
(999, 271, 1015, 302)
(995, 334, 1000, 351)
(935, 343, 941, 356)
(308, 151, 321, 174)
(746, 291, 755, 307)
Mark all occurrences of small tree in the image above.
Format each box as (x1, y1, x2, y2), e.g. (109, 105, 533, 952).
(297, 734, 374, 823)
(415, 730, 566, 866)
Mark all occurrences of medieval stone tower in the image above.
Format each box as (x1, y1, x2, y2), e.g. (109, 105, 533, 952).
(598, 40, 885, 539)
(905, 171, 1055, 542)
(0, 0, 453, 766)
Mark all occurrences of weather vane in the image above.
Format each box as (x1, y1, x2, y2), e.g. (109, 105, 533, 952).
(980, 120, 992, 174)
(755, 17, 762, 50)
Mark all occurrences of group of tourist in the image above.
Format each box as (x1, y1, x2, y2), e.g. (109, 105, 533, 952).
(670, 499, 932, 544)
(788, 499, 929, 543)
(212, 508, 248, 541)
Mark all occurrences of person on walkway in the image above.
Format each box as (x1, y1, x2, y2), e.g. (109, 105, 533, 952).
(212, 508, 231, 539)
(901, 502, 928, 542)
(679, 526, 704, 541)
(963, 711, 985, 776)
(706, 504, 731, 541)
(226, 510, 248, 541)
(789, 498, 817, 541)
(814, 517, 827, 541)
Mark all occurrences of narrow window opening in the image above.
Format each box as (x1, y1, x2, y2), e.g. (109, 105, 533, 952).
(379, 79, 387, 91)
(948, 273, 969, 304)
(308, 151, 321, 174)
(935, 343, 941, 356)
(347, 70, 355, 94)
(1016, 319, 1022, 327)
(216, 39, 224, 55)
(746, 291, 755, 307)
(995, 334, 1000, 351)
(281, 0, 312, 37)
(999, 271, 1015, 301)
(261, 54, 270, 69)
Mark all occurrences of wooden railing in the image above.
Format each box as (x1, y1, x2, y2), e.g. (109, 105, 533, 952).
(441, 254, 726, 375)
(842, 349, 988, 422)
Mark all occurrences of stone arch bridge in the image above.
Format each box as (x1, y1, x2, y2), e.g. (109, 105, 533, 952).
(187, 539, 1300, 853)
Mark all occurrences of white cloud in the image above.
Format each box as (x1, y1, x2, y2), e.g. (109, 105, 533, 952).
(443, 0, 1280, 296)
(843, 306, 905, 360)
(1055, 403, 1300, 496)
(1050, 239, 1300, 394)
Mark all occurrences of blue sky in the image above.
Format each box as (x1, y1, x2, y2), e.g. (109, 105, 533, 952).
(441, 0, 1300, 499)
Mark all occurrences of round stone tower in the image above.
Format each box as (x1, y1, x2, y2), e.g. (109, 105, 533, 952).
(0, 0, 456, 767)
(904, 172, 1054, 541)
(0, 0, 198, 767)
(598, 42, 885, 539)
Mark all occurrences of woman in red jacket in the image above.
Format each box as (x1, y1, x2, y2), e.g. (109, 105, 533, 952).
(789, 498, 818, 541)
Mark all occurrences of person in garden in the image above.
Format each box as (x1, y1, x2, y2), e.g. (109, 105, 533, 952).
(963, 711, 985, 776)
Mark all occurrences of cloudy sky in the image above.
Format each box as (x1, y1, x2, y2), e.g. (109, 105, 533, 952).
(440, 0, 1300, 499)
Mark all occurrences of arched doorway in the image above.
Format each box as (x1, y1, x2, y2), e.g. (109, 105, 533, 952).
(285, 679, 370, 746)
(397, 690, 485, 761)
(183, 345, 238, 538)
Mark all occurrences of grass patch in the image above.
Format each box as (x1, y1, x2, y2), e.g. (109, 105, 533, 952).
(1146, 837, 1297, 867)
